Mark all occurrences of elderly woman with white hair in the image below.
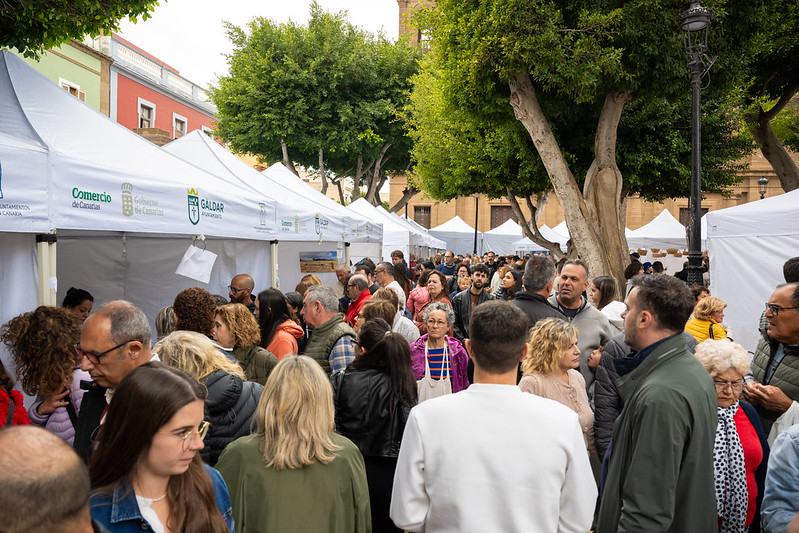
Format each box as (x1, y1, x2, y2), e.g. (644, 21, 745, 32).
(409, 302, 469, 401)
(695, 338, 769, 533)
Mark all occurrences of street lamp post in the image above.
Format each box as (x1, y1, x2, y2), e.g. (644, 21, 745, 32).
(758, 176, 769, 199)
(473, 195, 479, 256)
(680, 0, 715, 286)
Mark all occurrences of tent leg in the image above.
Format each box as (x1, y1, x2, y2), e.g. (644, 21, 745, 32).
(270, 240, 279, 289)
(344, 242, 351, 269)
(36, 233, 57, 306)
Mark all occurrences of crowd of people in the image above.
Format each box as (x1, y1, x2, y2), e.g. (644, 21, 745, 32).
(2, 249, 799, 533)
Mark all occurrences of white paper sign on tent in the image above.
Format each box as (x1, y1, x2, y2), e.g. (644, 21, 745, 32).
(175, 244, 218, 284)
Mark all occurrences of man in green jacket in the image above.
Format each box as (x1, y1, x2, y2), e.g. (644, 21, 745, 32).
(596, 274, 718, 533)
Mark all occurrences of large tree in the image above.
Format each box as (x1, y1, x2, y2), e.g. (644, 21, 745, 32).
(0, 0, 157, 58)
(412, 0, 754, 284)
(211, 2, 420, 204)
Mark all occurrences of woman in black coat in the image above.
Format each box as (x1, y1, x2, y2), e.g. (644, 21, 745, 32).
(332, 318, 417, 533)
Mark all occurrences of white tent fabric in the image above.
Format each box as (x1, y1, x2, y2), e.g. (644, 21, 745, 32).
(348, 199, 411, 261)
(514, 225, 569, 253)
(627, 209, 687, 251)
(482, 219, 524, 255)
(262, 163, 381, 244)
(706, 190, 799, 352)
(166, 131, 358, 243)
(380, 207, 445, 250)
(0, 51, 277, 337)
(429, 216, 481, 255)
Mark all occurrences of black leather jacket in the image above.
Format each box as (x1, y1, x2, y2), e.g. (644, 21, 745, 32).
(332, 368, 411, 458)
(201, 369, 263, 466)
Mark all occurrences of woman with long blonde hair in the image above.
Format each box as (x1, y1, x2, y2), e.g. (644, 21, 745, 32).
(155, 331, 263, 466)
(520, 317, 597, 459)
(216, 356, 371, 532)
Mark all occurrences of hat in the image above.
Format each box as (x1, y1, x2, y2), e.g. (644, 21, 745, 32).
(643, 262, 652, 270)
(630, 252, 640, 259)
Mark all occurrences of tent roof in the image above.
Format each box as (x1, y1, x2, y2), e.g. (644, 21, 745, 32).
(0, 51, 271, 240)
(706, 190, 799, 238)
(165, 131, 377, 242)
(262, 163, 381, 242)
(430, 215, 479, 235)
(485, 218, 522, 236)
(627, 209, 687, 250)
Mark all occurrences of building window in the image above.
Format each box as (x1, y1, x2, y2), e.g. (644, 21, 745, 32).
(173, 113, 187, 138)
(679, 207, 709, 227)
(59, 79, 85, 102)
(138, 98, 156, 129)
(414, 206, 431, 229)
(490, 205, 515, 229)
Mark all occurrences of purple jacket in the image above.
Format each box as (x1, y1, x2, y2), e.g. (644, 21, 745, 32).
(409, 334, 470, 393)
(28, 366, 91, 445)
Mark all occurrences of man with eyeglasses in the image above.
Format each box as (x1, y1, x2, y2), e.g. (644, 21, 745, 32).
(228, 273, 256, 315)
(745, 282, 799, 433)
(375, 262, 406, 313)
(435, 251, 457, 277)
(344, 274, 371, 327)
(73, 301, 158, 461)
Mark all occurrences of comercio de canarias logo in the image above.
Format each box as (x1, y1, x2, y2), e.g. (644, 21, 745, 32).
(72, 186, 111, 210)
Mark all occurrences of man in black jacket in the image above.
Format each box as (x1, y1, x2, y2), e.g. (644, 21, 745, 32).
(452, 263, 494, 343)
(513, 254, 563, 329)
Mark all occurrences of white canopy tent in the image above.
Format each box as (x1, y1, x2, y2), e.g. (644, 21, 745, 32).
(514, 225, 569, 254)
(261, 163, 383, 276)
(429, 216, 482, 255)
(627, 209, 688, 251)
(0, 50, 276, 343)
(347, 198, 410, 262)
(706, 190, 799, 352)
(164, 132, 382, 290)
(482, 219, 524, 255)
(380, 207, 445, 256)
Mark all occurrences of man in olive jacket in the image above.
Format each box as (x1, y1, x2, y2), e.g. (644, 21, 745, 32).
(596, 274, 718, 533)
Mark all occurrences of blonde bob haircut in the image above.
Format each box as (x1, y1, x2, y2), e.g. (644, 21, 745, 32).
(256, 356, 339, 470)
(694, 338, 750, 378)
(693, 296, 727, 321)
(154, 330, 245, 381)
(215, 303, 260, 349)
(521, 317, 578, 376)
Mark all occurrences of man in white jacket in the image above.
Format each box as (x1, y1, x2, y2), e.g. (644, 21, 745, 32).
(390, 300, 596, 533)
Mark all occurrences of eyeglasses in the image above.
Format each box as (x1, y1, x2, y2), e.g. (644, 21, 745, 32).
(766, 303, 799, 316)
(426, 319, 448, 327)
(228, 285, 247, 293)
(375, 270, 385, 275)
(162, 420, 211, 452)
(347, 284, 358, 288)
(713, 380, 744, 392)
(75, 340, 135, 364)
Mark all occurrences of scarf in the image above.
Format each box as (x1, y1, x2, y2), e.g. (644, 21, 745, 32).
(713, 401, 747, 533)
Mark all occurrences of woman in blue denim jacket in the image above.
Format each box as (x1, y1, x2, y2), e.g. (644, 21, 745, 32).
(88, 362, 234, 532)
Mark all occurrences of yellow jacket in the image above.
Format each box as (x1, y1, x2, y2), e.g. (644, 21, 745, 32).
(685, 317, 727, 343)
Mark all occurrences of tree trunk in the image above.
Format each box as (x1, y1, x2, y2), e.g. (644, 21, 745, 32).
(390, 186, 419, 213)
(583, 91, 631, 293)
(507, 191, 564, 259)
(333, 179, 345, 204)
(507, 71, 610, 279)
(318, 148, 328, 195)
(749, 86, 799, 192)
(280, 138, 299, 176)
(365, 143, 391, 205)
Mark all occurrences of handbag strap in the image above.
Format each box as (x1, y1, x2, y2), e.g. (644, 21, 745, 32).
(5, 393, 15, 427)
(709, 322, 715, 340)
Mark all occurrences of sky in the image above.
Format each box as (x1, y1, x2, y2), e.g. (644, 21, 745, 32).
(117, 0, 400, 89)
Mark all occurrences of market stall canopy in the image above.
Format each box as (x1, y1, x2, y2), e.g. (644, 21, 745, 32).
(347, 198, 409, 260)
(514, 225, 568, 253)
(706, 190, 799, 352)
(429, 216, 481, 255)
(380, 207, 445, 250)
(165, 131, 363, 242)
(627, 209, 688, 251)
(261, 163, 381, 243)
(0, 51, 274, 240)
(482, 219, 523, 255)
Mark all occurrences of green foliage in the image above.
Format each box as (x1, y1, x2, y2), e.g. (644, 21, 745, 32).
(408, 0, 753, 206)
(770, 99, 799, 152)
(0, 0, 158, 58)
(210, 2, 421, 179)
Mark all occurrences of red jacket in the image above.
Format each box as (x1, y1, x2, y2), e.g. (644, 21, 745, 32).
(0, 389, 31, 426)
(345, 289, 372, 326)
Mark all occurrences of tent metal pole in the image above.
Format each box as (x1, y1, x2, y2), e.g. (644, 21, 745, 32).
(35, 233, 57, 306)
(344, 242, 351, 269)
(270, 240, 279, 289)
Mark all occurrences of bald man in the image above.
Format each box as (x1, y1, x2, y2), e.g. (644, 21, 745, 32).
(0, 426, 107, 532)
(229, 273, 256, 314)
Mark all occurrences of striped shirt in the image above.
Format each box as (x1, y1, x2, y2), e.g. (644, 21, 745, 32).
(427, 346, 450, 381)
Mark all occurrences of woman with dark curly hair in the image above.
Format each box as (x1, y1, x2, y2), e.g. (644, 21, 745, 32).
(213, 303, 278, 385)
(0, 306, 88, 443)
(62, 287, 94, 324)
(173, 287, 216, 337)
